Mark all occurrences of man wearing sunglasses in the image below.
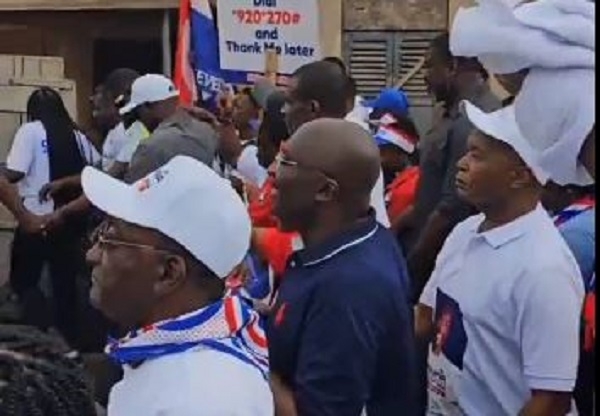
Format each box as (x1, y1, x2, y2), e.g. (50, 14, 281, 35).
(82, 155, 273, 415)
(267, 119, 416, 416)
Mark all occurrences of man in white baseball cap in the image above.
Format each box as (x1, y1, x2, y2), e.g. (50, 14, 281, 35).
(84, 155, 273, 415)
(417, 102, 584, 415)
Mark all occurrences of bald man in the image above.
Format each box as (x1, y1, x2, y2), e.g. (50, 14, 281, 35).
(268, 119, 416, 416)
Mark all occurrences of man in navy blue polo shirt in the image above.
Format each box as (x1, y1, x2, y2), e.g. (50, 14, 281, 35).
(267, 118, 416, 416)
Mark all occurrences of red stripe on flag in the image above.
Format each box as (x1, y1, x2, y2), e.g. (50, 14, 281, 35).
(174, 0, 196, 106)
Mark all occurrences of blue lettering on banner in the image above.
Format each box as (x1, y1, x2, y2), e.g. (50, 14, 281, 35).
(226, 40, 263, 54)
(253, 0, 277, 7)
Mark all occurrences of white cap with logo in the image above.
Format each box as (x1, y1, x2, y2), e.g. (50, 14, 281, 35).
(82, 155, 251, 278)
(119, 74, 180, 115)
(462, 101, 549, 185)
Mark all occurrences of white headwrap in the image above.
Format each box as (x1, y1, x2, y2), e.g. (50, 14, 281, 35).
(450, 0, 595, 185)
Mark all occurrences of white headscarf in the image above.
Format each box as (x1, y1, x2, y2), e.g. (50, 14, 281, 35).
(450, 0, 595, 185)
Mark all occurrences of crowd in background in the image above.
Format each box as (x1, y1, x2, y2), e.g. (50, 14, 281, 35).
(0, 0, 594, 415)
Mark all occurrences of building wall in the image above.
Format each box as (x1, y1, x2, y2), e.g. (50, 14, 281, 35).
(344, 0, 447, 31)
(0, 0, 176, 10)
(0, 10, 165, 127)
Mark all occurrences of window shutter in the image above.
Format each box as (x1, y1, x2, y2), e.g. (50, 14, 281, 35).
(394, 31, 441, 106)
(343, 32, 394, 100)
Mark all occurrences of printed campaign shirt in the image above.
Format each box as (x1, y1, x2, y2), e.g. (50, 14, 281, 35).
(420, 205, 583, 415)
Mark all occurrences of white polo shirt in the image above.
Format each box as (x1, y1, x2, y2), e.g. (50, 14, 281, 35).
(102, 122, 129, 171)
(108, 345, 274, 416)
(420, 204, 584, 416)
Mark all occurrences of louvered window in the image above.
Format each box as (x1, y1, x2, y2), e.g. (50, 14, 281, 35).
(344, 30, 442, 134)
(344, 31, 440, 101)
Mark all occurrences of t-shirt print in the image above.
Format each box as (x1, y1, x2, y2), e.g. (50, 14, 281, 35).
(427, 289, 468, 416)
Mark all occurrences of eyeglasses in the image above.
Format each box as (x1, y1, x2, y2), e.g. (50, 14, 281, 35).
(90, 222, 173, 255)
(274, 153, 339, 189)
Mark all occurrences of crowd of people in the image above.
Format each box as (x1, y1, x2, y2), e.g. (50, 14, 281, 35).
(0, 0, 594, 415)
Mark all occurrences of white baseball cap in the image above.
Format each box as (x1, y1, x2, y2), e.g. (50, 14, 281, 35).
(462, 101, 549, 185)
(119, 74, 179, 115)
(82, 155, 251, 278)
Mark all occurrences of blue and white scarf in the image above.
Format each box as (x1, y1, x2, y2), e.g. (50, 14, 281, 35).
(106, 296, 269, 379)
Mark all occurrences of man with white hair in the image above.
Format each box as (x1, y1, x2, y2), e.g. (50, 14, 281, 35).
(83, 155, 272, 415)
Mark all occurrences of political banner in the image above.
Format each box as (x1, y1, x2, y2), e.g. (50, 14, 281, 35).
(217, 0, 322, 75)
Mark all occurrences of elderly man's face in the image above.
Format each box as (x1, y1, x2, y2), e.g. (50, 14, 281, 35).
(86, 219, 169, 330)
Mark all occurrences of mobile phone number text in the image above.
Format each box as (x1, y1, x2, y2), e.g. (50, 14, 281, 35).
(233, 9, 301, 25)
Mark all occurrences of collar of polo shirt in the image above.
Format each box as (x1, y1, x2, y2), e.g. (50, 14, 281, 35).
(290, 211, 379, 268)
(466, 203, 547, 249)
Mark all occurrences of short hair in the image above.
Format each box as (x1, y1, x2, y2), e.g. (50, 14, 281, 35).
(293, 61, 349, 118)
(159, 234, 225, 300)
(430, 32, 489, 80)
(322, 56, 347, 74)
(103, 68, 140, 99)
(0, 325, 97, 415)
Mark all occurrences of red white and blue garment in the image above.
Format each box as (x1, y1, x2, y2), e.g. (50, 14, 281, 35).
(552, 196, 595, 227)
(106, 295, 269, 379)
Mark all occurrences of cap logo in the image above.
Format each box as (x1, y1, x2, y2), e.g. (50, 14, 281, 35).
(136, 168, 169, 192)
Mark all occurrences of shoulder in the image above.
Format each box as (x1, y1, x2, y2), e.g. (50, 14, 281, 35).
(519, 218, 583, 290)
(317, 227, 410, 298)
(110, 348, 272, 415)
(15, 121, 45, 138)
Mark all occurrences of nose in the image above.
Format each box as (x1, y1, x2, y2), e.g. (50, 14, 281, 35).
(86, 242, 102, 267)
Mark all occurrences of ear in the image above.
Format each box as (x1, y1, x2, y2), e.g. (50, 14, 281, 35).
(509, 166, 534, 189)
(309, 100, 321, 117)
(153, 255, 188, 297)
(314, 180, 338, 203)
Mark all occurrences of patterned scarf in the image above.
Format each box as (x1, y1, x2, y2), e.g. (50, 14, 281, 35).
(106, 296, 269, 379)
(552, 196, 595, 227)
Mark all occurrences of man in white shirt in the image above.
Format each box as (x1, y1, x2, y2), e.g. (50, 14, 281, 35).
(90, 69, 140, 171)
(83, 155, 273, 415)
(418, 102, 584, 415)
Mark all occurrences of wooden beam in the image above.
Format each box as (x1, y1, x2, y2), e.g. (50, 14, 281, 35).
(0, 0, 178, 11)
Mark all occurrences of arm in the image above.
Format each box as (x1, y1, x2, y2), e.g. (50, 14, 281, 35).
(518, 391, 572, 416)
(516, 263, 583, 416)
(389, 205, 415, 235)
(38, 174, 82, 202)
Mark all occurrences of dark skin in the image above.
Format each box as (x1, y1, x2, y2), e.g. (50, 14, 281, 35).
(409, 45, 488, 295)
(271, 119, 380, 416)
(86, 218, 223, 332)
(417, 131, 571, 415)
(282, 77, 346, 136)
(232, 92, 259, 142)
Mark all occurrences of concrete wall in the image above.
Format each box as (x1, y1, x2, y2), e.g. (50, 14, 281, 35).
(345, 0, 447, 31)
(0, 10, 165, 127)
(0, 0, 176, 10)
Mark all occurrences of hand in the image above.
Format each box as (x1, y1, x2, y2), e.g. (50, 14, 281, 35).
(41, 209, 66, 234)
(38, 179, 65, 203)
(270, 373, 298, 416)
